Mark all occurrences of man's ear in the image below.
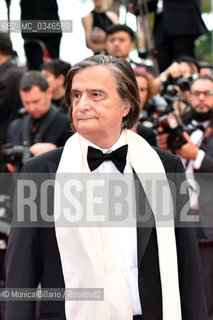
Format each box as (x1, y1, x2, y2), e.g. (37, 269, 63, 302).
(122, 101, 131, 117)
(57, 74, 65, 87)
(130, 40, 135, 51)
(46, 87, 53, 100)
(189, 93, 193, 106)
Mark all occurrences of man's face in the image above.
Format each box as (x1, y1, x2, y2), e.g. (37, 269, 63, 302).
(106, 31, 135, 59)
(179, 62, 196, 79)
(20, 86, 52, 119)
(190, 79, 213, 115)
(71, 65, 130, 148)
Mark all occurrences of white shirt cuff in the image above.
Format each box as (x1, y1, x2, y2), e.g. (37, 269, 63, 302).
(194, 150, 205, 170)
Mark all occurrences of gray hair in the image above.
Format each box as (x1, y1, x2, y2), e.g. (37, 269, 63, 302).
(65, 54, 140, 129)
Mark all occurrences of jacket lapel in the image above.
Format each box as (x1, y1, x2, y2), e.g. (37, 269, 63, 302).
(134, 172, 155, 267)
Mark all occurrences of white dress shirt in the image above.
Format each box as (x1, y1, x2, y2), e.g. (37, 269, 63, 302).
(82, 132, 142, 315)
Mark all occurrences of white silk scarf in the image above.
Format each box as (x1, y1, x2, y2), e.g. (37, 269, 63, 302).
(54, 129, 182, 320)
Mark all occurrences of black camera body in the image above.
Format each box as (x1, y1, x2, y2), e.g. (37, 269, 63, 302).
(0, 144, 31, 170)
(139, 95, 172, 128)
(157, 113, 188, 151)
(139, 95, 188, 151)
(163, 76, 194, 104)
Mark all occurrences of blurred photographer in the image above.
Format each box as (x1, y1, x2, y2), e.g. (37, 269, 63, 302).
(0, 33, 24, 147)
(134, 59, 197, 150)
(5, 71, 71, 172)
(156, 55, 200, 102)
(158, 75, 213, 318)
(0, 32, 24, 173)
(41, 58, 71, 113)
(153, 56, 200, 135)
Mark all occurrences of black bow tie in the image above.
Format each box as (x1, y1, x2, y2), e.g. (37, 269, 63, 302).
(87, 145, 128, 174)
(196, 125, 205, 132)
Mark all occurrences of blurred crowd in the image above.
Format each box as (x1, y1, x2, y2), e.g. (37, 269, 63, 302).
(0, 0, 213, 319)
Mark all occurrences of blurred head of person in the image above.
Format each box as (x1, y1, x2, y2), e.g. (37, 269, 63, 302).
(93, 0, 106, 10)
(106, 24, 135, 59)
(189, 75, 213, 122)
(41, 59, 71, 100)
(19, 71, 52, 119)
(0, 32, 16, 65)
(134, 71, 156, 111)
(177, 55, 200, 79)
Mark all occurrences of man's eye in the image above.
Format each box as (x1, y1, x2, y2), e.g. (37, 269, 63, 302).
(72, 93, 81, 99)
(92, 92, 102, 98)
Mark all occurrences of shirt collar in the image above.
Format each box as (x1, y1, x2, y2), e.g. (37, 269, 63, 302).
(191, 119, 210, 129)
(0, 58, 13, 72)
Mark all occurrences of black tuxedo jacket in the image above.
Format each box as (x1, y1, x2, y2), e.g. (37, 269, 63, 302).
(5, 146, 208, 320)
(7, 106, 71, 148)
(136, 124, 157, 146)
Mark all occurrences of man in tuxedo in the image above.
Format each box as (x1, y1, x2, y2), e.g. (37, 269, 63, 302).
(5, 55, 208, 320)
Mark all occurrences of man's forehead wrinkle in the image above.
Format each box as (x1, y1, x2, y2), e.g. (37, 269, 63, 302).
(71, 87, 106, 93)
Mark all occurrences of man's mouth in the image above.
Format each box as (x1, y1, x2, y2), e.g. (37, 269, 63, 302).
(78, 117, 93, 120)
(196, 105, 208, 111)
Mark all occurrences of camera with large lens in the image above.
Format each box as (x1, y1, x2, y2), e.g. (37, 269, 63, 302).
(0, 144, 31, 171)
(157, 113, 188, 151)
(163, 76, 193, 104)
(138, 93, 190, 152)
(176, 77, 191, 91)
(146, 95, 171, 114)
(139, 95, 171, 128)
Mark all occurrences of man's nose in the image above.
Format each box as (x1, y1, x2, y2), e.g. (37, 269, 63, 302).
(198, 93, 205, 100)
(25, 103, 35, 113)
(77, 94, 91, 111)
(113, 40, 120, 47)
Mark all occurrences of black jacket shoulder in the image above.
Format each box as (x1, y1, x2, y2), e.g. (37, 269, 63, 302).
(23, 147, 64, 173)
